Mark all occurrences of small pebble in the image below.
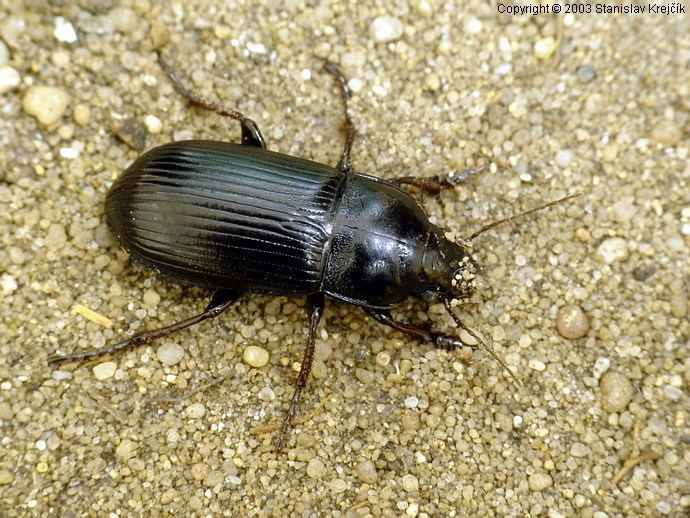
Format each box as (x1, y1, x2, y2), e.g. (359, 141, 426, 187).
(143, 289, 160, 308)
(576, 64, 597, 83)
(651, 119, 681, 146)
(109, 7, 138, 33)
(144, 114, 162, 134)
(185, 402, 206, 419)
(402, 474, 419, 492)
(406, 503, 419, 517)
(596, 237, 629, 264)
(0, 470, 14, 485)
(243, 345, 269, 368)
(0, 66, 20, 94)
(356, 460, 378, 484)
(73, 104, 91, 126)
(22, 86, 70, 125)
(1, 274, 17, 294)
(465, 17, 482, 34)
(53, 17, 78, 43)
(51, 370, 72, 381)
(370, 16, 404, 42)
(404, 396, 419, 409)
(529, 359, 546, 371)
(528, 473, 553, 491)
(115, 439, 138, 460)
(555, 304, 589, 339)
(330, 478, 347, 493)
(93, 361, 117, 380)
(555, 149, 574, 167)
(592, 357, 611, 380)
(599, 371, 634, 412)
(157, 342, 184, 366)
(306, 458, 327, 479)
(570, 442, 589, 457)
(534, 37, 558, 60)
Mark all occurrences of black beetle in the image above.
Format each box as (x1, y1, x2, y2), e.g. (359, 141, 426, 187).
(50, 53, 578, 448)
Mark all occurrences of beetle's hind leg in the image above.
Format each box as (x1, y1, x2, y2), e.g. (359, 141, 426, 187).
(323, 62, 356, 174)
(393, 165, 485, 194)
(48, 290, 240, 364)
(156, 51, 266, 148)
(364, 308, 478, 352)
(276, 293, 324, 449)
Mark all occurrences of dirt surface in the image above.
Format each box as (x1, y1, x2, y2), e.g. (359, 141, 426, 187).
(1, 1, 688, 516)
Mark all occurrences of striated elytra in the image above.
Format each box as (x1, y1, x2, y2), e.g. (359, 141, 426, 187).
(50, 53, 578, 448)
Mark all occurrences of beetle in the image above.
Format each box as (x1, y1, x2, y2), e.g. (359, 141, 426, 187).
(50, 52, 578, 448)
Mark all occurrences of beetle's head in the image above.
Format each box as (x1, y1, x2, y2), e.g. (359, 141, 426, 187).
(420, 229, 480, 304)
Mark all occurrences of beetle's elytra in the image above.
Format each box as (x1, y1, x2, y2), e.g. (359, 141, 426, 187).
(50, 52, 577, 448)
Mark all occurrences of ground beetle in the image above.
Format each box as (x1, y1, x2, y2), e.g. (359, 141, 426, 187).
(50, 52, 578, 448)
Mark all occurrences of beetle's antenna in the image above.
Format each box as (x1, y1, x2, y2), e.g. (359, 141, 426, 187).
(444, 300, 523, 388)
(467, 193, 581, 241)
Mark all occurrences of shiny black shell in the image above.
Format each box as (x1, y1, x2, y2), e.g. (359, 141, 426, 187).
(106, 140, 439, 309)
(106, 141, 343, 295)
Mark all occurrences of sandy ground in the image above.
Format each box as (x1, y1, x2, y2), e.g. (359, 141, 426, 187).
(1, 1, 688, 516)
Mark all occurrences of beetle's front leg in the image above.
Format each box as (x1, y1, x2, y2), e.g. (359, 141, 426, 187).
(156, 51, 267, 148)
(394, 165, 485, 194)
(364, 308, 477, 351)
(323, 62, 356, 174)
(276, 293, 325, 449)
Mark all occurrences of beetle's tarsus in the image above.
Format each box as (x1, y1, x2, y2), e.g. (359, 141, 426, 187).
(431, 332, 478, 351)
(48, 290, 240, 366)
(276, 293, 324, 450)
(156, 50, 267, 148)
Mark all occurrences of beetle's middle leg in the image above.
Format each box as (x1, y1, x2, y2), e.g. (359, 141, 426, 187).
(48, 289, 240, 364)
(276, 293, 324, 449)
(323, 62, 356, 174)
(364, 308, 478, 351)
(156, 52, 266, 148)
(393, 165, 485, 194)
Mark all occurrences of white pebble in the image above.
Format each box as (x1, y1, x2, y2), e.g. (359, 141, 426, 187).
(596, 237, 629, 264)
(59, 147, 79, 159)
(465, 17, 482, 34)
(93, 361, 117, 380)
(185, 402, 206, 419)
(144, 114, 162, 134)
(370, 16, 404, 42)
(347, 78, 363, 93)
(246, 42, 267, 55)
(242, 345, 269, 368)
(555, 149, 574, 167)
(53, 17, 77, 43)
(51, 370, 72, 381)
(404, 396, 419, 408)
(23, 86, 70, 125)
(534, 37, 558, 59)
(528, 359, 546, 371)
(592, 357, 611, 380)
(513, 415, 523, 427)
(1, 274, 17, 294)
(157, 342, 184, 366)
(0, 66, 20, 94)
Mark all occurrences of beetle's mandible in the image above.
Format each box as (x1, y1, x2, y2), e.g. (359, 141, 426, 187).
(50, 52, 578, 448)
